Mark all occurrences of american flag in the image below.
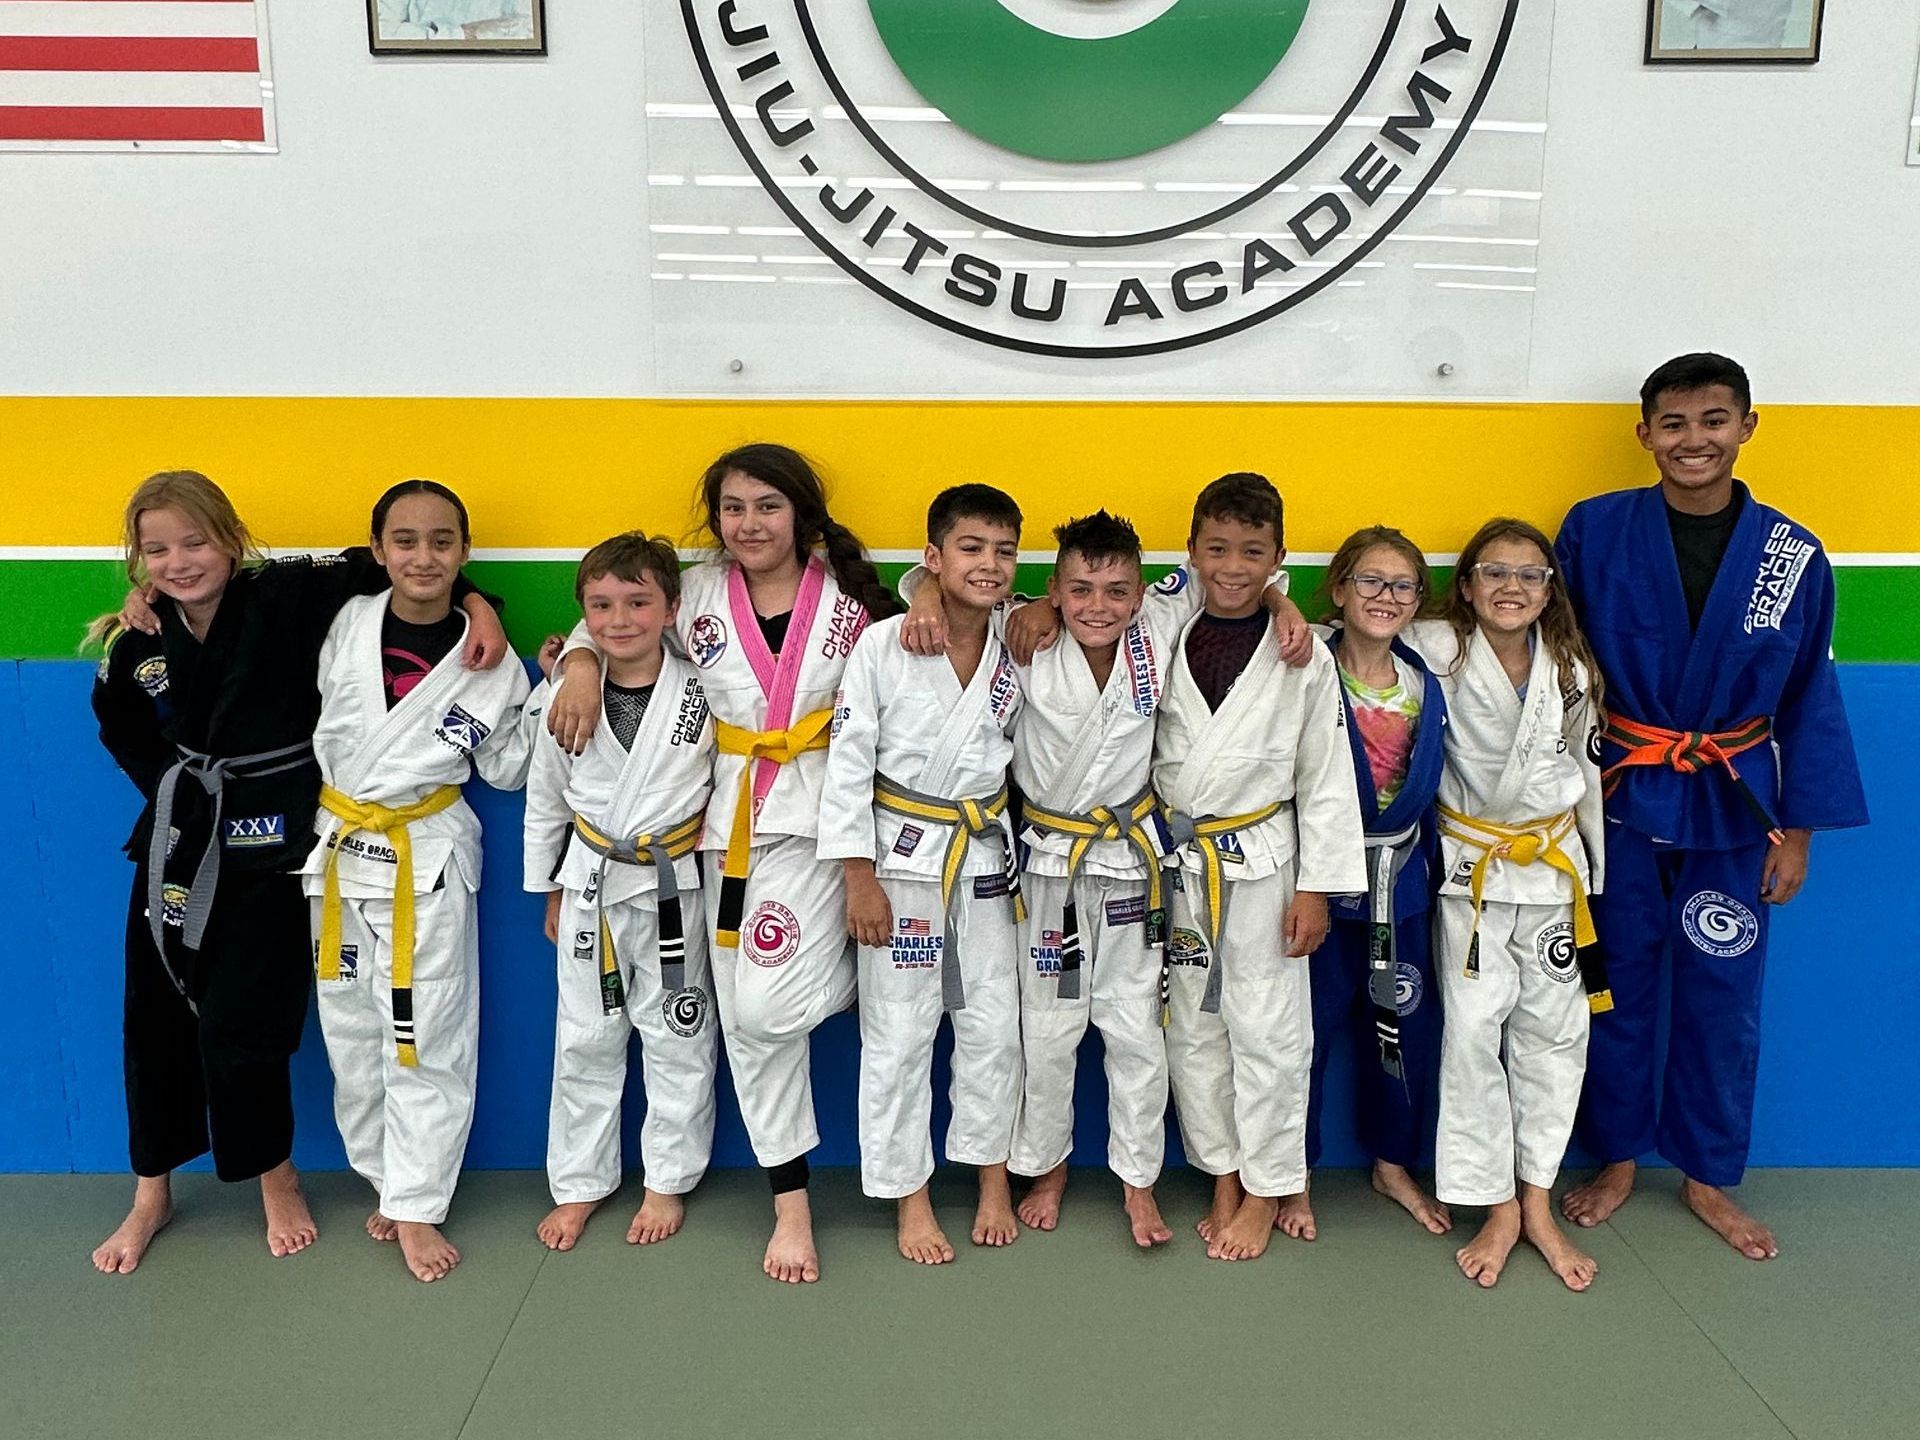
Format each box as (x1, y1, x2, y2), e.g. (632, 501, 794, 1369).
(897, 918, 932, 936)
(0, 0, 276, 152)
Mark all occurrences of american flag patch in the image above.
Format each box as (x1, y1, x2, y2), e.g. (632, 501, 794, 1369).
(897, 917, 932, 936)
(0, 1, 277, 153)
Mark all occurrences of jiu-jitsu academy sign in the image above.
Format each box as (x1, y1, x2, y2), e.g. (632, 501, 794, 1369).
(681, 0, 1523, 358)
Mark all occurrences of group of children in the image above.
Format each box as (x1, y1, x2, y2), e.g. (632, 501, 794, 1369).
(86, 352, 1866, 1292)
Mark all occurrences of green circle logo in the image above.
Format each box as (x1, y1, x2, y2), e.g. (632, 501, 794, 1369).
(866, 0, 1313, 162)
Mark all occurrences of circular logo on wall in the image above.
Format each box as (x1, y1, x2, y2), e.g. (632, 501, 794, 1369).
(745, 899, 802, 967)
(1681, 891, 1760, 959)
(680, 0, 1520, 357)
(1536, 920, 1578, 983)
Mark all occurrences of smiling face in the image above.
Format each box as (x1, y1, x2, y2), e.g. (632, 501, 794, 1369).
(1049, 550, 1143, 656)
(136, 505, 236, 611)
(1637, 382, 1756, 505)
(1189, 514, 1279, 619)
(716, 470, 799, 576)
(1331, 543, 1421, 644)
(926, 514, 1019, 612)
(373, 492, 468, 610)
(1462, 536, 1552, 638)
(582, 569, 676, 665)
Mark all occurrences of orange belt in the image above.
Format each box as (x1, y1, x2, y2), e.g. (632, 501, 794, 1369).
(1601, 713, 1783, 844)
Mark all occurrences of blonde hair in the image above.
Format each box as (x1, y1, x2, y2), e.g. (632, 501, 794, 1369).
(83, 470, 259, 650)
(1441, 517, 1603, 711)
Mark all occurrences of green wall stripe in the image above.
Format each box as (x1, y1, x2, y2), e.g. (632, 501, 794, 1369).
(5, 560, 1914, 664)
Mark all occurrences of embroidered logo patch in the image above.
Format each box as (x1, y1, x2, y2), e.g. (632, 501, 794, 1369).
(133, 655, 170, 697)
(160, 883, 189, 928)
(972, 871, 1013, 900)
(688, 614, 729, 668)
(1744, 523, 1815, 635)
(663, 986, 709, 1037)
(892, 823, 925, 857)
(670, 679, 710, 746)
(1151, 569, 1187, 597)
(1168, 927, 1209, 967)
(224, 814, 286, 849)
(1028, 927, 1063, 976)
(1393, 960, 1424, 1015)
(573, 929, 596, 961)
(1214, 832, 1245, 863)
(891, 915, 942, 969)
(434, 703, 492, 754)
(1104, 894, 1147, 927)
(819, 593, 869, 660)
(1124, 621, 1159, 716)
(327, 943, 360, 982)
(1681, 891, 1760, 959)
(745, 901, 801, 967)
(988, 650, 1020, 726)
(1536, 921, 1579, 983)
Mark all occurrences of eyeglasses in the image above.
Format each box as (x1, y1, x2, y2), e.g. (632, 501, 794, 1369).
(1470, 562, 1552, 591)
(1350, 573, 1422, 603)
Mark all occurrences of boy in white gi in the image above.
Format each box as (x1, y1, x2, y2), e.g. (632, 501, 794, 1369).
(1155, 473, 1366, 1262)
(523, 534, 719, 1253)
(305, 481, 532, 1282)
(819, 484, 1026, 1265)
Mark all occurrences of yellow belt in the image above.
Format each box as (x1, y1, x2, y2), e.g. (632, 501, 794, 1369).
(316, 782, 463, 1066)
(1167, 803, 1285, 953)
(570, 810, 705, 1008)
(872, 777, 1027, 924)
(1436, 803, 1610, 1013)
(711, 710, 833, 949)
(1022, 786, 1168, 927)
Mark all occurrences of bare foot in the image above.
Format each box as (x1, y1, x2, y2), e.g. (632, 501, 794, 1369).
(1562, 1158, 1636, 1229)
(1016, 1163, 1067, 1232)
(1273, 1180, 1317, 1241)
(1210, 1193, 1280, 1261)
(396, 1220, 460, 1282)
(897, 1188, 955, 1265)
(1122, 1182, 1173, 1248)
(1196, 1172, 1243, 1243)
(627, 1190, 685, 1245)
(1372, 1161, 1453, 1235)
(972, 1163, 1019, 1247)
(1682, 1177, 1779, 1261)
(259, 1161, 317, 1259)
(367, 1210, 399, 1243)
(92, 1175, 173, 1275)
(764, 1188, 821, 1284)
(1521, 1183, 1597, 1291)
(536, 1199, 599, 1251)
(1455, 1198, 1522, 1288)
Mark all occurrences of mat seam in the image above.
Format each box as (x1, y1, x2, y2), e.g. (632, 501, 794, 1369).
(453, 1244, 551, 1439)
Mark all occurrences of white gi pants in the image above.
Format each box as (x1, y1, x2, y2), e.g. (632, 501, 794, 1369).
(313, 887, 476, 1225)
(547, 887, 718, 1204)
(857, 876, 1021, 1199)
(1434, 896, 1590, 1206)
(708, 834, 857, 1167)
(1165, 867, 1311, 1198)
(1010, 873, 1168, 1189)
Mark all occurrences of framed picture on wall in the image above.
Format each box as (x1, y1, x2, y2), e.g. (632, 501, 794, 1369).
(1645, 1, 1825, 64)
(368, 1, 547, 55)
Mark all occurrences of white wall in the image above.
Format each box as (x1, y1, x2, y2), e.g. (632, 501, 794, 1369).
(3, 2, 1917, 403)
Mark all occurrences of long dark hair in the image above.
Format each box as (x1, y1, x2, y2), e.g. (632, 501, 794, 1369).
(371, 478, 470, 543)
(1442, 517, 1602, 710)
(697, 443, 898, 620)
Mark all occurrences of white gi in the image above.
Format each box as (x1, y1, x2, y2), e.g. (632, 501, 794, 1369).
(1001, 578, 1207, 1190)
(1154, 621, 1365, 1198)
(561, 554, 867, 1170)
(817, 615, 1025, 1199)
(303, 596, 532, 1225)
(1405, 620, 1605, 1207)
(522, 653, 719, 1206)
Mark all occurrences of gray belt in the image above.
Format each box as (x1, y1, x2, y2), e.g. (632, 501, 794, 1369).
(568, 810, 703, 1009)
(146, 741, 314, 1004)
(1364, 822, 1421, 1079)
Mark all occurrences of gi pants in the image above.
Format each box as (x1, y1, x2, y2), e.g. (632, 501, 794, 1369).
(1305, 912, 1441, 1170)
(1434, 896, 1589, 1206)
(548, 886, 719, 1204)
(857, 876, 1021, 1199)
(1166, 866, 1312, 1199)
(313, 886, 477, 1225)
(1577, 828, 1773, 1187)
(124, 865, 310, 1181)
(708, 834, 857, 1168)
(1010, 873, 1169, 1189)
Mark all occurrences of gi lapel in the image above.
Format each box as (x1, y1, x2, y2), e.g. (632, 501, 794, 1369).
(1673, 480, 1763, 724)
(728, 555, 827, 814)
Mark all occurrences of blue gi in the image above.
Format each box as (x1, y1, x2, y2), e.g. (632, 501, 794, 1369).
(1557, 481, 1867, 1185)
(1306, 632, 1447, 1170)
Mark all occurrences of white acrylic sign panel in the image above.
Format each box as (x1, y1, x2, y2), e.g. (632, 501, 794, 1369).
(644, 0, 1554, 397)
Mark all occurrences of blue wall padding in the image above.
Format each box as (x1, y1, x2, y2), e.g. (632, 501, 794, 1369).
(2, 660, 1912, 1175)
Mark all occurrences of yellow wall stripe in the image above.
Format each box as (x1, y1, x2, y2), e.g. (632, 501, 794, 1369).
(3, 397, 1914, 554)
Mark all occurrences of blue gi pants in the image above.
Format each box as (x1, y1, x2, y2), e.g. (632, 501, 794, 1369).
(1577, 825, 1773, 1186)
(1305, 914, 1440, 1170)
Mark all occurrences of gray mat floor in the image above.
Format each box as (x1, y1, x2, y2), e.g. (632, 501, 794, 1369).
(2, 1168, 1913, 1440)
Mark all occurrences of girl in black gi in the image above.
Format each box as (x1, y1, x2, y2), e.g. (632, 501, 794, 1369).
(89, 470, 507, 1274)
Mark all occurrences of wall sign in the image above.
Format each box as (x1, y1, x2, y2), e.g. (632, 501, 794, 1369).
(1645, 1, 1824, 65)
